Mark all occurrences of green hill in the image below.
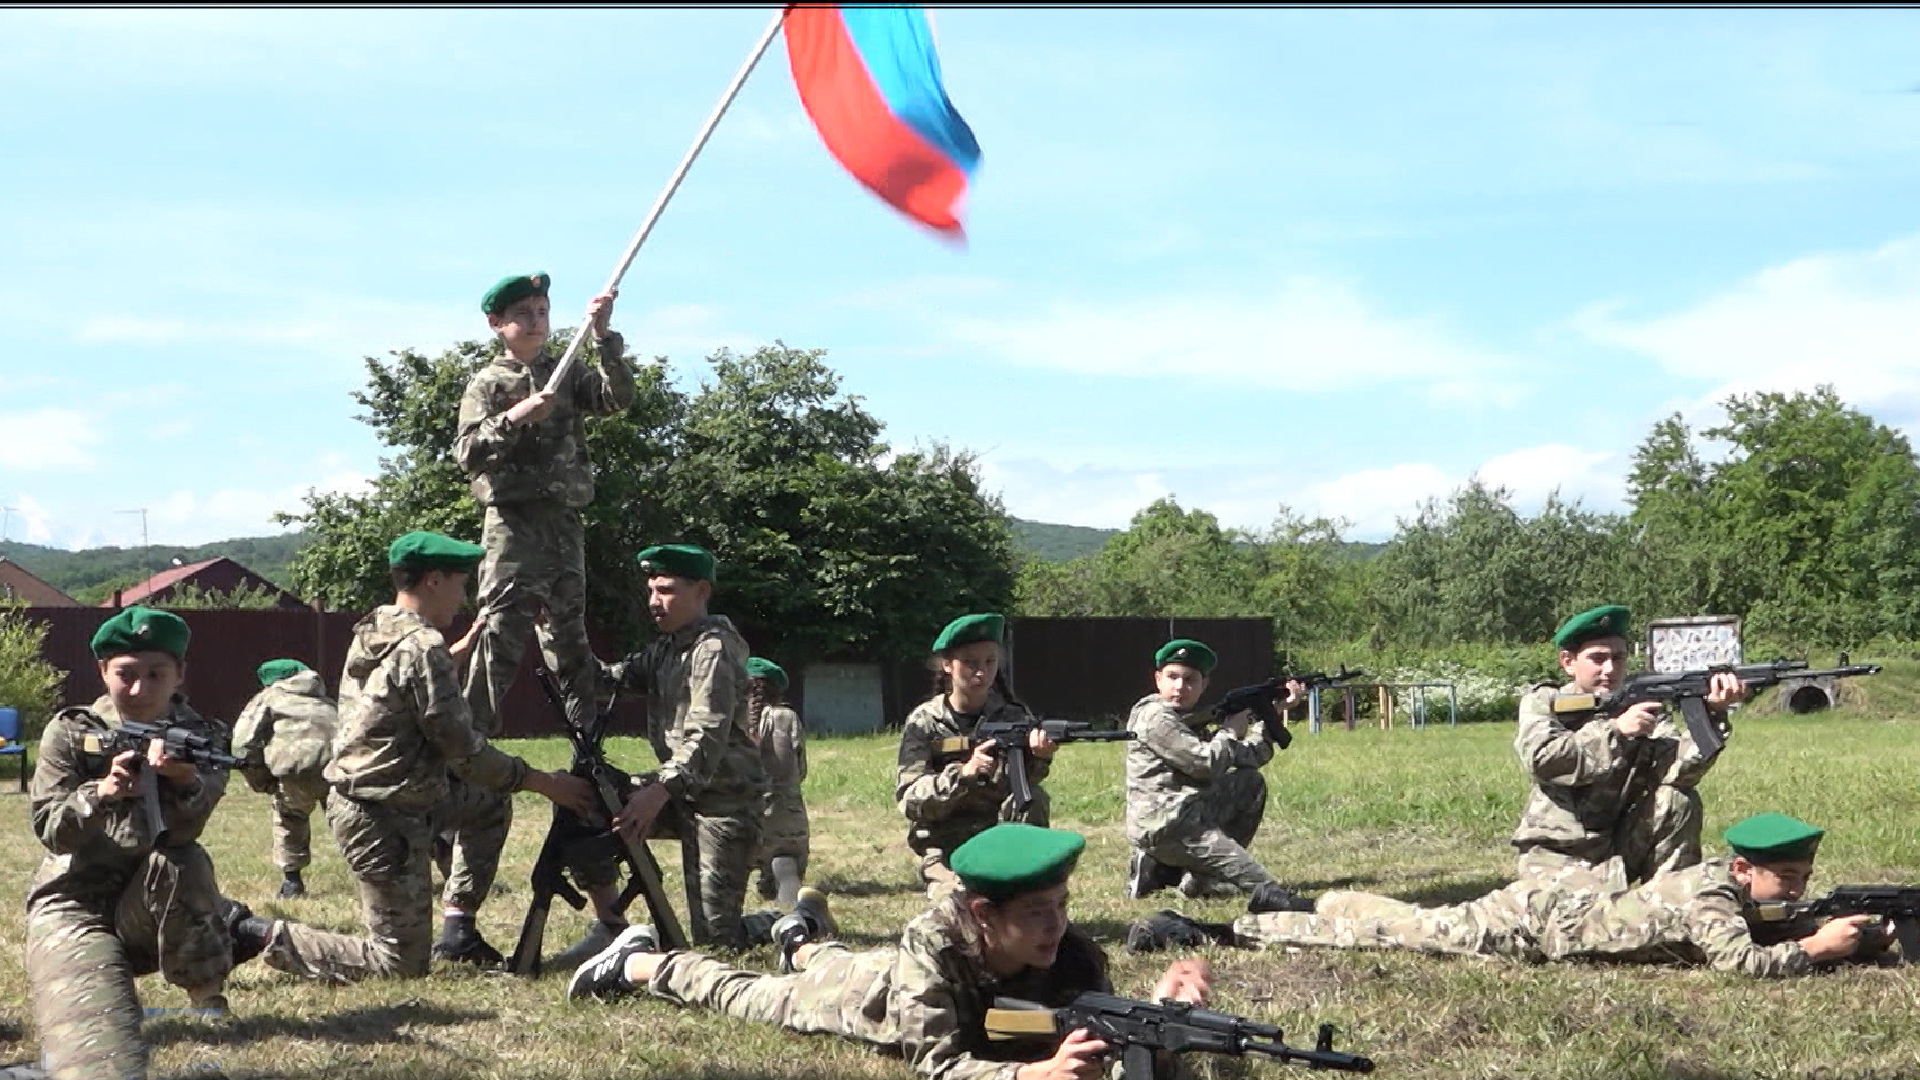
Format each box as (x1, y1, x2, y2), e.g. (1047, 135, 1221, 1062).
(1009, 518, 1119, 562)
(0, 532, 311, 602)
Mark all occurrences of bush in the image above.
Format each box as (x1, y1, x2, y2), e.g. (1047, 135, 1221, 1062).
(1281, 640, 1560, 725)
(0, 608, 66, 744)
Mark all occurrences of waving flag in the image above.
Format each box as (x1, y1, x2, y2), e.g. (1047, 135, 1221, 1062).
(783, 5, 982, 239)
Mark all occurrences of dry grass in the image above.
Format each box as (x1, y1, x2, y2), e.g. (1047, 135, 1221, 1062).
(2, 707, 1918, 1079)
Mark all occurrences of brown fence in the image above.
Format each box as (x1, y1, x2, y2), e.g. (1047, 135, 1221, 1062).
(17, 609, 1273, 739)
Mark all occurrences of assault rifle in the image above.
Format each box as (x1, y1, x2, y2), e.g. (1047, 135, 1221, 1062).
(1204, 667, 1365, 751)
(80, 714, 242, 843)
(1549, 659, 1881, 762)
(1747, 884, 1920, 961)
(984, 992, 1375, 1076)
(938, 718, 1134, 814)
(508, 665, 688, 977)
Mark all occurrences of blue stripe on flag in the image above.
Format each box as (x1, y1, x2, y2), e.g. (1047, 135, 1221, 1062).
(839, 5, 981, 176)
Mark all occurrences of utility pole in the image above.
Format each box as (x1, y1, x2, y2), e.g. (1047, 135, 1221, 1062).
(0, 506, 17, 544)
(116, 508, 151, 587)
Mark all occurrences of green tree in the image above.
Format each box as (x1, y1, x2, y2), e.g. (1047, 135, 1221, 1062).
(0, 607, 66, 742)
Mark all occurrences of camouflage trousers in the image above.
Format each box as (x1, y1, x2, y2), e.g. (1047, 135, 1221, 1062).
(26, 845, 233, 1080)
(1134, 767, 1273, 893)
(656, 803, 763, 952)
(754, 786, 810, 900)
(1516, 785, 1702, 887)
(434, 779, 512, 912)
(270, 774, 330, 873)
(1233, 856, 1629, 958)
(462, 502, 596, 738)
(649, 941, 897, 1045)
(910, 787, 1051, 899)
(263, 794, 436, 981)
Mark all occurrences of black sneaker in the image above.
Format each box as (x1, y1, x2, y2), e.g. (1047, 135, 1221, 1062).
(567, 924, 659, 1002)
(1248, 883, 1317, 914)
(432, 920, 506, 969)
(1127, 851, 1180, 899)
(1125, 910, 1228, 954)
(277, 871, 306, 900)
(770, 887, 835, 974)
(223, 899, 274, 966)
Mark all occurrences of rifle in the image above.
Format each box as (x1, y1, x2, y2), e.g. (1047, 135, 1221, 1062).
(936, 718, 1134, 815)
(80, 714, 242, 844)
(1204, 667, 1365, 751)
(1549, 659, 1881, 762)
(984, 992, 1375, 1076)
(508, 665, 688, 977)
(1748, 884, 1920, 961)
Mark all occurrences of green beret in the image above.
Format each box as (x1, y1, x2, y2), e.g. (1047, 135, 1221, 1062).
(746, 657, 788, 691)
(91, 606, 190, 661)
(931, 613, 1005, 654)
(1155, 638, 1217, 675)
(1553, 605, 1631, 650)
(256, 659, 311, 687)
(481, 271, 551, 316)
(950, 823, 1086, 900)
(636, 544, 715, 583)
(388, 531, 485, 573)
(1724, 813, 1825, 864)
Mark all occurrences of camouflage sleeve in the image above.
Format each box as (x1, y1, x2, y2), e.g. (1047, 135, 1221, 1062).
(453, 368, 527, 477)
(1686, 891, 1812, 977)
(1514, 688, 1626, 786)
(230, 692, 272, 765)
(573, 331, 636, 415)
(765, 707, 804, 786)
(409, 638, 530, 794)
(1132, 706, 1269, 782)
(895, 710, 976, 822)
(889, 935, 1025, 1080)
(29, 711, 155, 857)
(656, 635, 741, 801)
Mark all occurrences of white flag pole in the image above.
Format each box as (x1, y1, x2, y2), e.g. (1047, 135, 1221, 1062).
(544, 7, 791, 395)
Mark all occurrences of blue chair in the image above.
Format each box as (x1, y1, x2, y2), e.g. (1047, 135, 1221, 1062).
(0, 707, 27, 792)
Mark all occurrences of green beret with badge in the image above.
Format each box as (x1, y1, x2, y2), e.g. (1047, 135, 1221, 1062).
(1553, 604, 1631, 651)
(635, 544, 715, 583)
(1155, 638, 1217, 675)
(1724, 812, 1824, 863)
(90, 606, 191, 660)
(746, 657, 788, 691)
(257, 659, 312, 687)
(949, 822, 1087, 900)
(481, 271, 551, 316)
(931, 613, 1005, 654)
(388, 530, 485, 573)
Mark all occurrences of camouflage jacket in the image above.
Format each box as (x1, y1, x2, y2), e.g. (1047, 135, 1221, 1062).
(887, 901, 1112, 1080)
(324, 605, 529, 809)
(613, 613, 766, 815)
(452, 333, 636, 508)
(1541, 858, 1812, 977)
(1124, 694, 1271, 846)
(1510, 681, 1720, 865)
(896, 690, 1052, 828)
(755, 704, 806, 793)
(28, 694, 229, 907)
(231, 669, 338, 783)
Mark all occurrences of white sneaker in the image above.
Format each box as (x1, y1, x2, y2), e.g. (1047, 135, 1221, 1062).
(566, 924, 658, 1003)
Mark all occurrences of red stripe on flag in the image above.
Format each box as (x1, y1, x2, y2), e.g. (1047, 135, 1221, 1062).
(785, 5, 969, 238)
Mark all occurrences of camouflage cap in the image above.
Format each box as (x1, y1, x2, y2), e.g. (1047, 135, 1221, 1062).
(1155, 638, 1217, 675)
(91, 605, 190, 661)
(1724, 812, 1825, 864)
(388, 530, 485, 573)
(931, 613, 1004, 654)
(950, 823, 1086, 901)
(1552, 605, 1631, 651)
(482, 272, 550, 316)
(256, 658, 312, 687)
(636, 544, 715, 583)
(746, 656, 788, 691)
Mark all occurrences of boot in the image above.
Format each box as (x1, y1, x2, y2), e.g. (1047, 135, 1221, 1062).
(1248, 882, 1317, 914)
(1127, 851, 1181, 899)
(277, 870, 306, 899)
(432, 915, 505, 969)
(770, 887, 835, 974)
(1124, 910, 1235, 954)
(223, 899, 275, 966)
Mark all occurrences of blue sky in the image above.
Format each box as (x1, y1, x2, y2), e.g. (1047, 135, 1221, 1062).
(5, 8, 1919, 551)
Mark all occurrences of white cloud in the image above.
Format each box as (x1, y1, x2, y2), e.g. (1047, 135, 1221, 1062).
(1575, 233, 1920, 425)
(0, 495, 57, 545)
(944, 275, 1524, 402)
(1476, 444, 1624, 510)
(0, 408, 101, 472)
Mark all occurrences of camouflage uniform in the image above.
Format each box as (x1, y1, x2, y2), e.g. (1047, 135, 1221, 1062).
(753, 703, 811, 899)
(231, 669, 338, 874)
(1512, 682, 1720, 885)
(26, 695, 234, 1080)
(1232, 858, 1816, 977)
(1124, 695, 1275, 894)
(895, 691, 1052, 891)
(607, 612, 767, 951)
(259, 606, 532, 982)
(449, 331, 635, 912)
(646, 898, 1115, 1080)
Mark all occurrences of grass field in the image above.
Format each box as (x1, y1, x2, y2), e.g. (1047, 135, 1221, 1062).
(2, 690, 1918, 1079)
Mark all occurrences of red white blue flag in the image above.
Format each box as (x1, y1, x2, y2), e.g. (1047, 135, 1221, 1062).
(784, 5, 981, 240)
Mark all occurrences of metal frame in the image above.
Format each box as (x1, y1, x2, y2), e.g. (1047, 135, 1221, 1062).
(1305, 682, 1457, 733)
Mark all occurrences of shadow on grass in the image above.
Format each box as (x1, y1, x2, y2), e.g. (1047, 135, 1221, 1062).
(810, 875, 922, 899)
(145, 999, 494, 1050)
(1389, 875, 1511, 906)
(185, 1065, 926, 1080)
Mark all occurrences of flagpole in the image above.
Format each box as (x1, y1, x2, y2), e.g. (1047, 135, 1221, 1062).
(544, 6, 791, 395)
